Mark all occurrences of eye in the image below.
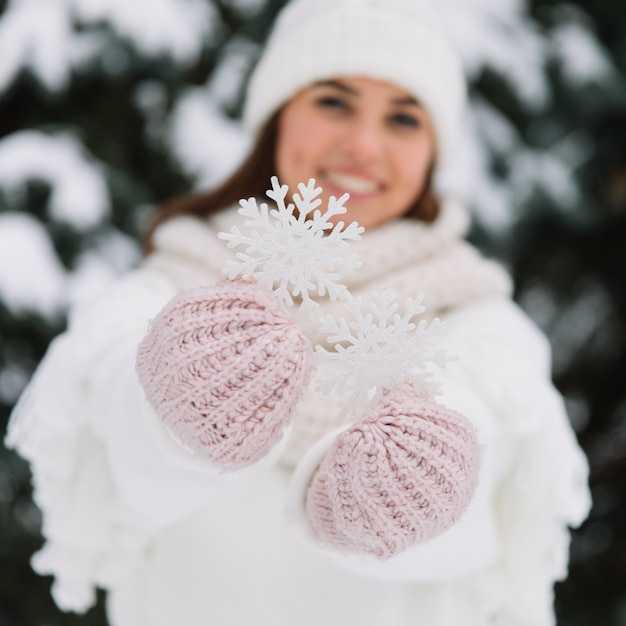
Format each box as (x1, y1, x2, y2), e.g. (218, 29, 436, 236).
(315, 95, 349, 111)
(390, 112, 420, 129)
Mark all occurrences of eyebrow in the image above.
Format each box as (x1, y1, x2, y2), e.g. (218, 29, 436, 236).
(313, 79, 422, 107)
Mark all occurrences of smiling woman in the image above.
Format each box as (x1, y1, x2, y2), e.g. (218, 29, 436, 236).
(5, 0, 591, 625)
(276, 77, 436, 229)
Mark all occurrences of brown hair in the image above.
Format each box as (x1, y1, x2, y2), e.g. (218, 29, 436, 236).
(143, 111, 440, 254)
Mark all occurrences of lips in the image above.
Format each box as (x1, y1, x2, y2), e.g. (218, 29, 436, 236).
(323, 170, 382, 195)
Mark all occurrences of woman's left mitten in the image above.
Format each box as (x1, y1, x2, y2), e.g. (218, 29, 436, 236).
(136, 280, 311, 471)
(305, 390, 481, 559)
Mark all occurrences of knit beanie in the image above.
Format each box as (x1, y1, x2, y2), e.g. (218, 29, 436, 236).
(243, 0, 466, 167)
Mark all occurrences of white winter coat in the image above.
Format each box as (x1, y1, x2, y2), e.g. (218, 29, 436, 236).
(6, 200, 591, 626)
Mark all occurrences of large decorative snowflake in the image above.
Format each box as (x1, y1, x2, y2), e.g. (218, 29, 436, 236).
(315, 290, 454, 414)
(217, 176, 364, 311)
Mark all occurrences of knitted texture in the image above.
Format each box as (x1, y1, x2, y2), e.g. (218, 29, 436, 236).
(136, 279, 311, 471)
(146, 204, 512, 467)
(305, 390, 481, 559)
(243, 0, 466, 167)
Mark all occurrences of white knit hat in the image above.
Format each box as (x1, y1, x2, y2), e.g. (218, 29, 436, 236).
(243, 0, 466, 167)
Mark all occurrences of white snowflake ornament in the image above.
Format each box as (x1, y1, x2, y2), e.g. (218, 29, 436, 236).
(217, 176, 364, 311)
(315, 290, 454, 415)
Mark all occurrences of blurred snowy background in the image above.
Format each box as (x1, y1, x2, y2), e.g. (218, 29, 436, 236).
(0, 0, 624, 624)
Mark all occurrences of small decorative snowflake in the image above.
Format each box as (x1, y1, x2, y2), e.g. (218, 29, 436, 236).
(217, 176, 364, 311)
(315, 290, 454, 414)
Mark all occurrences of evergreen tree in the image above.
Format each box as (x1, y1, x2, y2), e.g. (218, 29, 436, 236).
(0, 0, 623, 623)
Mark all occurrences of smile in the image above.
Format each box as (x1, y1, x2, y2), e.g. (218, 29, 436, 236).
(324, 171, 382, 195)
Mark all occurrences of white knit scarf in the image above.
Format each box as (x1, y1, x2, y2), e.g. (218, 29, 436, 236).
(149, 199, 512, 464)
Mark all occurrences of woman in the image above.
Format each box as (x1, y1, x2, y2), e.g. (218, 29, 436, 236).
(6, 0, 591, 624)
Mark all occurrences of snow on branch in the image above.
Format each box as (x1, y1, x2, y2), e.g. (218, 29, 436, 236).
(218, 176, 363, 311)
(315, 290, 454, 415)
(0, 131, 109, 229)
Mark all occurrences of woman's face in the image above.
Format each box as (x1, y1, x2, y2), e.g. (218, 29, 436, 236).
(275, 76, 436, 230)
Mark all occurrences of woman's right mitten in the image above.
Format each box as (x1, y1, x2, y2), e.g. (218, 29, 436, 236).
(136, 279, 311, 471)
(305, 389, 481, 559)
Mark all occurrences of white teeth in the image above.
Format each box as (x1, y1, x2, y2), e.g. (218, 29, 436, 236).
(325, 172, 379, 194)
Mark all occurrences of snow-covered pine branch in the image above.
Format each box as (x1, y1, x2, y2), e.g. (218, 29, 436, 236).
(315, 289, 454, 416)
(218, 176, 363, 311)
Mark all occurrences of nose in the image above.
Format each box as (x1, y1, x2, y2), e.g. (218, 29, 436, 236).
(340, 118, 385, 163)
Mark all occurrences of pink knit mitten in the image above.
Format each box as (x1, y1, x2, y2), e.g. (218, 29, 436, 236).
(136, 280, 311, 471)
(305, 390, 480, 559)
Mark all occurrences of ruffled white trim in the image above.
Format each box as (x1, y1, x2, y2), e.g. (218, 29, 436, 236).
(7, 336, 127, 611)
(439, 301, 592, 625)
(5, 269, 178, 612)
(466, 424, 590, 626)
